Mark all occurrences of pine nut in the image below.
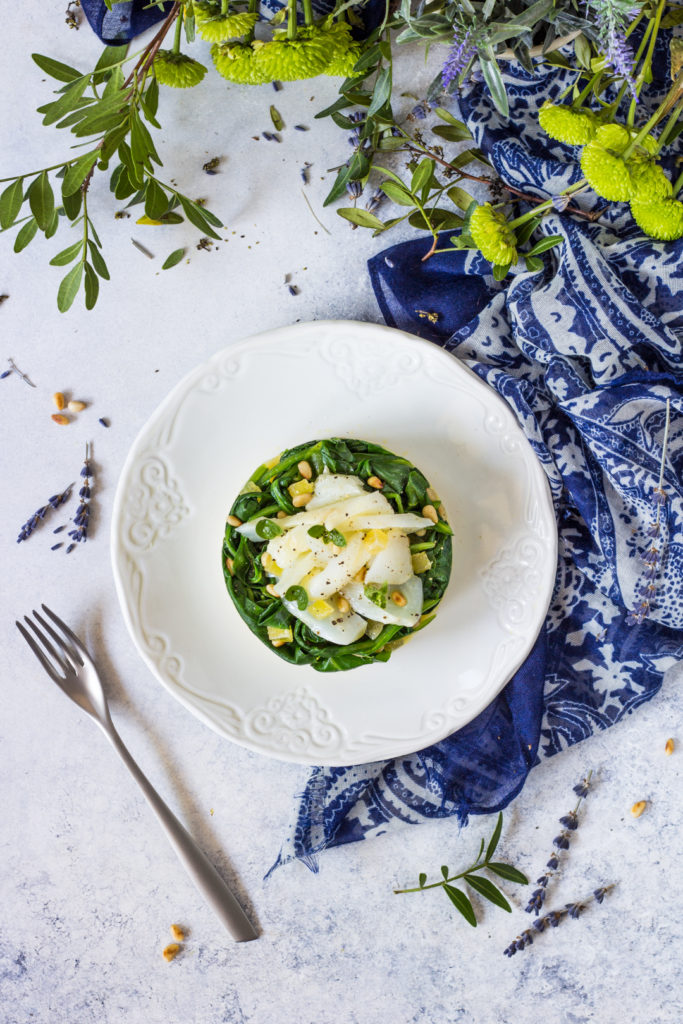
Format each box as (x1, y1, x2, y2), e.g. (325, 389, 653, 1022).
(51, 414, 70, 426)
(265, 583, 278, 597)
(276, 510, 287, 519)
(631, 800, 647, 818)
(225, 557, 234, 574)
(355, 567, 367, 583)
(337, 596, 350, 614)
(415, 529, 426, 538)
(426, 486, 438, 502)
(422, 504, 438, 524)
(67, 400, 86, 413)
(260, 552, 270, 567)
(170, 924, 185, 941)
(367, 476, 383, 489)
(162, 943, 181, 962)
(271, 638, 287, 648)
(391, 591, 407, 607)
(226, 514, 242, 527)
(298, 460, 312, 480)
(665, 738, 675, 756)
(292, 492, 312, 507)
(53, 392, 66, 410)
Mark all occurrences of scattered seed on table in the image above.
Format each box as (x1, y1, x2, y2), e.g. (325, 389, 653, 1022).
(53, 525, 66, 534)
(51, 543, 63, 550)
(272, 80, 282, 91)
(51, 414, 70, 426)
(294, 124, 309, 131)
(665, 738, 675, 755)
(66, 543, 76, 553)
(68, 400, 86, 412)
(53, 392, 66, 410)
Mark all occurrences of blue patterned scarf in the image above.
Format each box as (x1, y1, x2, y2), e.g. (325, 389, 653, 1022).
(271, 33, 683, 873)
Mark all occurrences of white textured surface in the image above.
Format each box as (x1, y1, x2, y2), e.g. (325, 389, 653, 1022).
(1, 6, 682, 1023)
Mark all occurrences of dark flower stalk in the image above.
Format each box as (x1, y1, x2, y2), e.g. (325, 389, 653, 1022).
(17, 485, 73, 542)
(504, 886, 615, 956)
(66, 442, 93, 550)
(525, 772, 593, 915)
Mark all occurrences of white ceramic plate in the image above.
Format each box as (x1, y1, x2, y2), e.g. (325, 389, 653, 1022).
(111, 321, 556, 766)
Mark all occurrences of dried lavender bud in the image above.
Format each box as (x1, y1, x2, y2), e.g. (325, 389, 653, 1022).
(346, 181, 363, 199)
(293, 124, 308, 131)
(525, 888, 546, 915)
(272, 80, 282, 91)
(17, 486, 72, 542)
(546, 910, 564, 928)
(53, 525, 66, 534)
(593, 886, 610, 904)
(546, 855, 559, 870)
(559, 811, 579, 830)
(553, 832, 571, 850)
(552, 194, 571, 213)
(536, 875, 549, 887)
(531, 917, 546, 933)
(348, 111, 364, 124)
(0, 370, 11, 379)
(98, 417, 110, 428)
(51, 543, 63, 550)
(565, 902, 585, 920)
(66, 543, 76, 554)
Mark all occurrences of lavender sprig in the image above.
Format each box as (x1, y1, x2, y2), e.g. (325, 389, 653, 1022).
(627, 399, 671, 625)
(442, 25, 476, 91)
(504, 886, 615, 956)
(525, 772, 593, 915)
(66, 442, 93, 550)
(586, 0, 638, 97)
(17, 485, 73, 542)
(5, 357, 37, 388)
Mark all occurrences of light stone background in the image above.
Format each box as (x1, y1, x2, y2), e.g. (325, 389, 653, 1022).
(1, 5, 682, 1023)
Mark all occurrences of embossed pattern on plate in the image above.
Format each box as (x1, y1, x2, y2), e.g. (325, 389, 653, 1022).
(111, 321, 557, 766)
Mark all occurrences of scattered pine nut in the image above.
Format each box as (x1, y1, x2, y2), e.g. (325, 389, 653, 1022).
(276, 510, 287, 519)
(53, 392, 66, 410)
(298, 460, 312, 480)
(265, 583, 278, 597)
(51, 413, 70, 426)
(292, 492, 312, 507)
(422, 504, 438, 524)
(337, 596, 350, 614)
(225, 557, 234, 574)
(162, 943, 181, 963)
(260, 552, 270, 567)
(426, 486, 438, 502)
(226, 514, 242, 527)
(170, 924, 185, 941)
(367, 476, 383, 489)
(415, 529, 426, 538)
(631, 800, 647, 818)
(391, 591, 407, 607)
(665, 738, 675, 756)
(271, 638, 287, 648)
(67, 400, 86, 413)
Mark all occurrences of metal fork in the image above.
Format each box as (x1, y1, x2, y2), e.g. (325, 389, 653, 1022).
(16, 605, 258, 943)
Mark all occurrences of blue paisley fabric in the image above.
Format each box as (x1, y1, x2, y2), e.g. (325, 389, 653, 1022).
(272, 33, 683, 873)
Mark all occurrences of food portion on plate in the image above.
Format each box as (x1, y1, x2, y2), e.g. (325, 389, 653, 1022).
(222, 438, 452, 672)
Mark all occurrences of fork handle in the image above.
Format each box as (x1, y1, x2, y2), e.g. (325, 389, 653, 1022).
(104, 724, 258, 942)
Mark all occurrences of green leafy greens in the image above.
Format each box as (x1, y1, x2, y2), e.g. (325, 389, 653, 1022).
(222, 437, 453, 672)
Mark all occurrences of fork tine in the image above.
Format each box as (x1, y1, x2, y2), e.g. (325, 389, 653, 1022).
(23, 615, 72, 676)
(33, 608, 84, 668)
(16, 620, 65, 682)
(41, 604, 88, 666)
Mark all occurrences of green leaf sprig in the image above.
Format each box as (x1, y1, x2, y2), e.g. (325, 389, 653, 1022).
(394, 813, 528, 927)
(1, 3, 223, 311)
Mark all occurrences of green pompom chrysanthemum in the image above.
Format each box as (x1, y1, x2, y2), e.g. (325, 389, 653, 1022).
(580, 124, 633, 202)
(196, 11, 258, 42)
(211, 41, 271, 84)
(630, 197, 683, 240)
(538, 102, 599, 146)
(629, 159, 672, 203)
(256, 22, 353, 81)
(325, 43, 362, 77)
(153, 51, 207, 88)
(470, 203, 518, 266)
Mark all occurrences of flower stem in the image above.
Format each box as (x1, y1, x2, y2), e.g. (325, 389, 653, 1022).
(302, 0, 313, 26)
(221, 0, 229, 12)
(172, 7, 183, 54)
(394, 853, 486, 894)
(286, 0, 298, 40)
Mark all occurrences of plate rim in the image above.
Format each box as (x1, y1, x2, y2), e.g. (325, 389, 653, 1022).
(111, 319, 557, 765)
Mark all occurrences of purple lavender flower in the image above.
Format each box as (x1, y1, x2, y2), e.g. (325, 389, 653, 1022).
(586, 0, 638, 98)
(546, 855, 559, 870)
(573, 778, 591, 799)
(559, 811, 579, 831)
(442, 27, 476, 90)
(553, 832, 571, 850)
(17, 485, 72, 542)
(526, 888, 546, 915)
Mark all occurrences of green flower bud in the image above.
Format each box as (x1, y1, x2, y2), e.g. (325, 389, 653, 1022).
(630, 197, 683, 240)
(196, 12, 258, 42)
(580, 125, 633, 201)
(470, 203, 518, 266)
(325, 43, 362, 77)
(211, 42, 271, 84)
(629, 159, 673, 203)
(255, 26, 343, 81)
(538, 103, 599, 146)
(153, 51, 207, 88)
